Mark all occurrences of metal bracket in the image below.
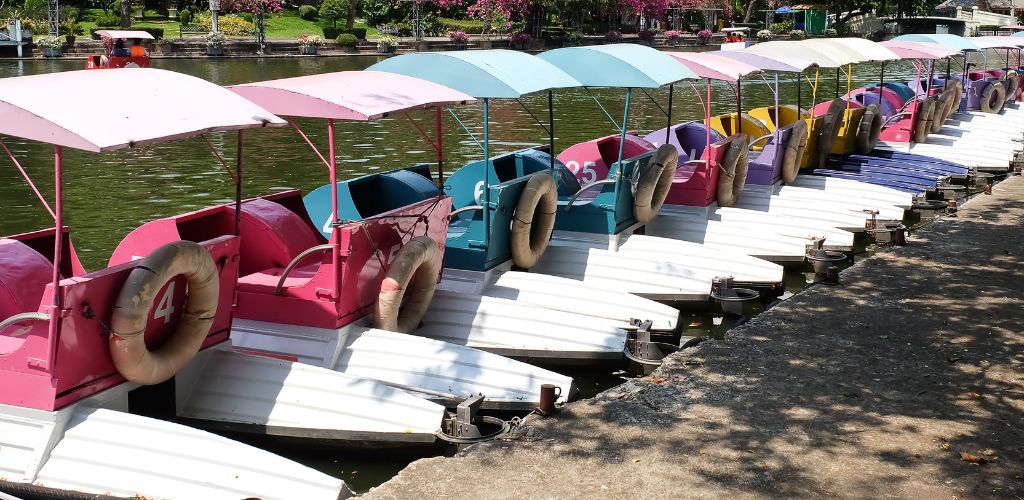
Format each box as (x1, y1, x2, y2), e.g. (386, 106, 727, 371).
(453, 395, 485, 439)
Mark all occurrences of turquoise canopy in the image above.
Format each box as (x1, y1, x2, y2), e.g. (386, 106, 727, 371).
(537, 44, 697, 88)
(892, 34, 980, 52)
(368, 49, 581, 99)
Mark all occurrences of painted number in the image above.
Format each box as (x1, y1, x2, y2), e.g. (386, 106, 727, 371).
(322, 214, 335, 235)
(565, 160, 599, 184)
(153, 282, 176, 324)
(473, 181, 485, 204)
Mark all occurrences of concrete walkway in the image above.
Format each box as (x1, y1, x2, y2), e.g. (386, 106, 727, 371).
(368, 176, 1024, 499)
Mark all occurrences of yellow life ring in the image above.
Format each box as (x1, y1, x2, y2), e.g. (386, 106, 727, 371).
(855, 104, 883, 154)
(633, 144, 678, 223)
(716, 139, 749, 207)
(510, 174, 557, 269)
(374, 236, 441, 333)
(109, 241, 220, 385)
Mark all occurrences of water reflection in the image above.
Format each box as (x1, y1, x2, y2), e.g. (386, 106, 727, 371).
(0, 57, 922, 268)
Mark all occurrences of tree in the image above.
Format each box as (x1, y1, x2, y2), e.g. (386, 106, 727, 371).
(319, 0, 348, 28)
(120, 0, 131, 27)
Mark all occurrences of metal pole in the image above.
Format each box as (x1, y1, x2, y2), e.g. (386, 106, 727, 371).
(46, 145, 63, 372)
(877, 61, 885, 103)
(548, 90, 555, 171)
(834, 67, 840, 97)
(435, 106, 444, 188)
(797, 71, 802, 112)
(706, 78, 711, 160)
(665, 84, 673, 146)
(327, 119, 340, 294)
(234, 130, 243, 236)
(614, 89, 631, 212)
(774, 73, 779, 135)
(736, 75, 742, 131)
(483, 98, 491, 248)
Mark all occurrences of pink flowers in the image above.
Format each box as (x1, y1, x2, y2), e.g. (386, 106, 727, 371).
(664, 29, 682, 40)
(221, 0, 282, 14)
(449, 31, 470, 43)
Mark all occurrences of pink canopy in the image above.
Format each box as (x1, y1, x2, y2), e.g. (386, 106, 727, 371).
(664, 51, 761, 81)
(96, 29, 155, 40)
(880, 41, 962, 60)
(0, 68, 284, 152)
(228, 71, 476, 121)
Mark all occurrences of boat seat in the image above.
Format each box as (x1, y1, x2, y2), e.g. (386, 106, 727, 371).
(0, 239, 54, 353)
(236, 198, 324, 293)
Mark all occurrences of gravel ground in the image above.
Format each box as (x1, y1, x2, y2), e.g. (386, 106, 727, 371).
(367, 176, 1024, 499)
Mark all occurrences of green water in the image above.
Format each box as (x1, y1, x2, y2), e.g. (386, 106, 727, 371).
(0, 56, 929, 493)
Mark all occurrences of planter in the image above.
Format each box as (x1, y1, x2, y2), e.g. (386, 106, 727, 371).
(451, 42, 467, 51)
(167, 7, 177, 18)
(697, 38, 710, 45)
(376, 44, 395, 54)
(42, 47, 61, 57)
(158, 43, 175, 55)
(667, 39, 679, 47)
(65, 35, 75, 46)
(299, 45, 317, 55)
(132, 7, 143, 19)
(477, 39, 492, 49)
(206, 46, 224, 56)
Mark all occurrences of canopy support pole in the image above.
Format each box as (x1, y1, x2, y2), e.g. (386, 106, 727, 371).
(436, 107, 444, 188)
(926, 59, 935, 98)
(736, 75, 742, 132)
(0, 139, 55, 220)
(447, 109, 485, 153)
(200, 134, 239, 185)
(548, 90, 555, 171)
(46, 145, 63, 373)
(834, 67, 840, 97)
(483, 98, 491, 250)
(797, 71, 802, 112)
(911, 60, 922, 142)
(878, 61, 885, 103)
(614, 89, 631, 212)
(665, 84, 674, 146)
(586, 88, 623, 131)
(234, 130, 244, 237)
(288, 120, 331, 170)
(514, 98, 551, 136)
(706, 78, 711, 164)
(327, 119, 341, 297)
(773, 73, 779, 138)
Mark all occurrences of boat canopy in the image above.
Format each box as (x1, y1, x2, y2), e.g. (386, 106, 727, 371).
(368, 49, 580, 99)
(0, 68, 283, 152)
(229, 71, 475, 121)
(812, 38, 900, 62)
(712, 50, 816, 73)
(968, 35, 1024, 49)
(879, 40, 961, 60)
(537, 44, 697, 88)
(745, 40, 846, 68)
(96, 29, 156, 40)
(665, 51, 760, 81)
(893, 34, 980, 52)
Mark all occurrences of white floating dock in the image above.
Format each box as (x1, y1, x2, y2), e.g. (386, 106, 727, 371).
(788, 175, 915, 209)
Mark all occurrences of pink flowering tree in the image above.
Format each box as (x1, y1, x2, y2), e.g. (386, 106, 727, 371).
(222, 0, 283, 50)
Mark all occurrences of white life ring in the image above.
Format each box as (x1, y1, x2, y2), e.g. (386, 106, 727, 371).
(374, 236, 441, 333)
(510, 174, 557, 269)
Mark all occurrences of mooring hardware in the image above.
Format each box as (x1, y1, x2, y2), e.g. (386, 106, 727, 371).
(710, 276, 761, 316)
(868, 223, 909, 246)
(911, 199, 948, 211)
(806, 239, 847, 275)
(437, 395, 511, 444)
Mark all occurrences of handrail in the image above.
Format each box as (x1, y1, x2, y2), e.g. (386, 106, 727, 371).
(564, 178, 617, 211)
(882, 111, 913, 127)
(0, 312, 50, 335)
(449, 205, 484, 218)
(748, 134, 775, 149)
(274, 244, 334, 296)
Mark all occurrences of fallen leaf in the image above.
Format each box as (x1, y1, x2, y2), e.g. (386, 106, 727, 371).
(699, 449, 706, 455)
(650, 377, 666, 385)
(633, 459, 640, 463)
(960, 451, 988, 465)
(941, 443, 951, 451)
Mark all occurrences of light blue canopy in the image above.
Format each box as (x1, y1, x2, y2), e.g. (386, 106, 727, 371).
(537, 44, 698, 88)
(892, 34, 980, 52)
(368, 49, 581, 99)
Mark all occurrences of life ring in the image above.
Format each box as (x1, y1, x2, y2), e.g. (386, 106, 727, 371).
(716, 139, 749, 208)
(913, 97, 935, 144)
(633, 144, 678, 223)
(374, 236, 441, 333)
(510, 174, 557, 269)
(109, 240, 220, 385)
(932, 91, 954, 132)
(815, 99, 845, 168)
(1004, 70, 1019, 99)
(780, 120, 807, 183)
(946, 80, 963, 115)
(980, 82, 1005, 113)
(855, 104, 883, 155)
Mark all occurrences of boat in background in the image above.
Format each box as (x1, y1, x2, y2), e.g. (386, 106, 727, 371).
(0, 68, 348, 500)
(85, 30, 152, 69)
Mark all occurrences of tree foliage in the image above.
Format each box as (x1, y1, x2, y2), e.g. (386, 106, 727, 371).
(319, 0, 349, 28)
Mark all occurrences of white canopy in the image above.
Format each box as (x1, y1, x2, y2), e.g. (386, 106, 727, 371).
(96, 29, 156, 40)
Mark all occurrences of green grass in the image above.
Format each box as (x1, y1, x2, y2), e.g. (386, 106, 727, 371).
(77, 7, 376, 40)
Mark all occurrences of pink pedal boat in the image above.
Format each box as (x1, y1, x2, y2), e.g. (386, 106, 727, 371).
(111, 71, 575, 409)
(0, 69, 350, 499)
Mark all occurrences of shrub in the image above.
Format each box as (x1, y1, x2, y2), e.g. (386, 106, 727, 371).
(567, 30, 583, 44)
(438, 17, 485, 34)
(196, 12, 253, 36)
(204, 31, 226, 47)
(377, 34, 397, 48)
(336, 33, 357, 47)
(448, 30, 469, 43)
(769, 18, 793, 34)
(604, 30, 621, 41)
(178, 7, 193, 25)
(298, 5, 317, 20)
(319, 0, 348, 28)
(322, 27, 343, 39)
(510, 32, 531, 43)
(297, 33, 324, 47)
(638, 29, 654, 41)
(94, 12, 121, 26)
(697, 29, 712, 40)
(824, 28, 837, 37)
(663, 29, 681, 40)
(756, 29, 772, 41)
(35, 34, 61, 48)
(789, 29, 806, 40)
(339, 27, 366, 39)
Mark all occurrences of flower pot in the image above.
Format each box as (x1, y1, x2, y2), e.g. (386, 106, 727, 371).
(668, 39, 679, 47)
(206, 46, 224, 56)
(168, 7, 177, 19)
(158, 43, 174, 55)
(42, 47, 61, 57)
(299, 45, 317, 55)
(451, 42, 466, 51)
(65, 34, 75, 46)
(697, 38, 709, 46)
(512, 41, 529, 50)
(376, 44, 395, 54)
(133, 7, 143, 19)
